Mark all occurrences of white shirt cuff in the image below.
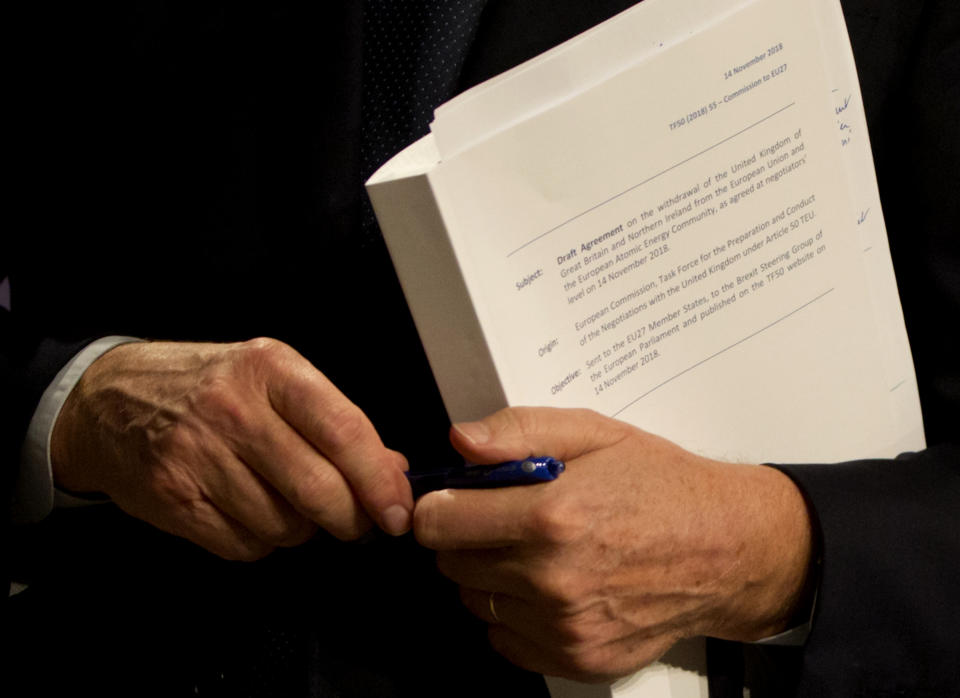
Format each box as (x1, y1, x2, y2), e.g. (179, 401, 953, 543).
(12, 336, 143, 524)
(751, 587, 817, 647)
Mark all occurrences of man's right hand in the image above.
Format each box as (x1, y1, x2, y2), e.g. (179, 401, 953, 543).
(50, 338, 413, 560)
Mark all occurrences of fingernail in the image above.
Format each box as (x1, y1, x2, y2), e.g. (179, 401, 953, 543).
(453, 421, 491, 445)
(381, 504, 411, 536)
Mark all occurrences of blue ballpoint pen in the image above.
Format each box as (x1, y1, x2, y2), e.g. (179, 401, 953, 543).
(405, 457, 565, 498)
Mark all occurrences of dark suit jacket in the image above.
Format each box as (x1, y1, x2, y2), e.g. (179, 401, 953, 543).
(720, 2, 960, 695)
(3, 1, 957, 696)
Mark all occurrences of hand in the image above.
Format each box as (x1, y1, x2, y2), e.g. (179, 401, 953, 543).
(414, 407, 813, 682)
(51, 338, 413, 560)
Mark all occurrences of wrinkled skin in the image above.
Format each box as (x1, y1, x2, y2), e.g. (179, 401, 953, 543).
(415, 407, 813, 682)
(52, 338, 413, 560)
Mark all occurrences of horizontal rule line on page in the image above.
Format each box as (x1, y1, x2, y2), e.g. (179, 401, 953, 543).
(506, 102, 797, 258)
(611, 287, 834, 417)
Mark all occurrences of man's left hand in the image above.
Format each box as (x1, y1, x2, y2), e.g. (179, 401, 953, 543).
(414, 407, 813, 682)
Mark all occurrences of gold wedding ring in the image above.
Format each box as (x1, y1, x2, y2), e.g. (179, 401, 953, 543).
(488, 591, 501, 623)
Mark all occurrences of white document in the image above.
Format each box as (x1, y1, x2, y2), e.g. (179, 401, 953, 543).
(367, 0, 924, 695)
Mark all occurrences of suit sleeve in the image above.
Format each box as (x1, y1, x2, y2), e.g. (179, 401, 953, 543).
(770, 449, 960, 695)
(1, 292, 96, 593)
(734, 2, 960, 693)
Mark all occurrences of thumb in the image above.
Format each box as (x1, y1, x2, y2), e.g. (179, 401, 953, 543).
(450, 407, 632, 464)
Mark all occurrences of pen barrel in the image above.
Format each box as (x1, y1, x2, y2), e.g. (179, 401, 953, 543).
(445, 458, 564, 487)
(406, 457, 564, 496)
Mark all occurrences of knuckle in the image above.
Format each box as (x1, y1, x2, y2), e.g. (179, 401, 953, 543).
(143, 458, 200, 505)
(239, 336, 289, 364)
(232, 337, 298, 386)
(192, 377, 257, 436)
(527, 495, 582, 547)
(572, 407, 602, 421)
(319, 404, 370, 454)
(288, 466, 343, 517)
(259, 515, 315, 547)
(220, 539, 275, 562)
(544, 638, 622, 683)
(551, 614, 598, 648)
(185, 503, 278, 562)
(532, 565, 582, 607)
(568, 635, 658, 683)
(387, 448, 409, 473)
(286, 469, 374, 543)
(282, 521, 319, 546)
(565, 647, 612, 683)
(501, 406, 541, 439)
(152, 421, 195, 460)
